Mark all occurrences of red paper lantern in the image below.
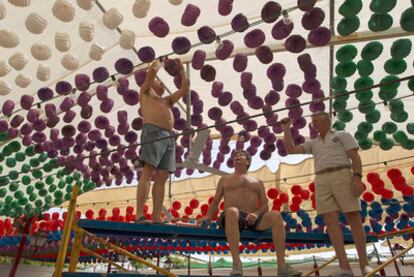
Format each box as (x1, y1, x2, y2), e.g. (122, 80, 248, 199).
(143, 204, 149, 213)
(62, 212, 68, 220)
(290, 203, 300, 212)
(411, 166, 414, 175)
(190, 199, 200, 209)
(308, 182, 315, 192)
(200, 204, 209, 215)
(171, 209, 179, 218)
(387, 168, 402, 179)
(52, 212, 60, 220)
(208, 196, 214, 204)
(292, 195, 302, 205)
(219, 201, 225, 210)
(279, 192, 289, 203)
(112, 207, 120, 217)
(43, 213, 51, 221)
(381, 189, 394, 199)
(126, 206, 134, 214)
(366, 172, 380, 184)
(184, 206, 193, 215)
(98, 208, 107, 219)
(362, 192, 375, 202)
(391, 176, 406, 187)
(372, 186, 385, 195)
(182, 215, 190, 222)
(267, 188, 279, 199)
(85, 209, 94, 219)
(172, 200, 182, 210)
(300, 190, 310, 200)
(291, 185, 302, 195)
(402, 185, 414, 196)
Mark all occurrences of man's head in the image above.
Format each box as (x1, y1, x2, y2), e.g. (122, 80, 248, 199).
(233, 150, 251, 170)
(311, 111, 331, 133)
(152, 79, 165, 96)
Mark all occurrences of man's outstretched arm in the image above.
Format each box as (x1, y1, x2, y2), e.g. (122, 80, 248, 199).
(141, 60, 161, 95)
(281, 118, 305, 154)
(164, 59, 189, 105)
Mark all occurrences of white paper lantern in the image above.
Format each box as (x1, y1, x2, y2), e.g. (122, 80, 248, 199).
(61, 53, 79, 70)
(31, 42, 52, 61)
(15, 73, 32, 88)
(52, 0, 76, 22)
(0, 29, 19, 48)
(132, 0, 150, 18)
(79, 21, 95, 42)
(119, 29, 135, 49)
(103, 7, 123, 29)
(8, 0, 30, 7)
(0, 61, 11, 77)
(8, 52, 28, 71)
(25, 13, 47, 34)
(0, 80, 12, 95)
(89, 43, 104, 61)
(37, 64, 51, 81)
(55, 31, 71, 52)
(0, 3, 6, 20)
(169, 0, 182, 5)
(76, 0, 94, 10)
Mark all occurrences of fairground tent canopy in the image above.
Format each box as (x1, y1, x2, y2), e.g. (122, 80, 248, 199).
(0, 0, 413, 225)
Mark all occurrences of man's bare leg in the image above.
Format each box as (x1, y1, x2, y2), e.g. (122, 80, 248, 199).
(346, 211, 369, 271)
(324, 211, 351, 270)
(224, 207, 242, 268)
(256, 211, 286, 268)
(136, 164, 155, 220)
(152, 170, 169, 223)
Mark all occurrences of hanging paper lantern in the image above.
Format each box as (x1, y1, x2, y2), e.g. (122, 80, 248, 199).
(271, 19, 294, 40)
(244, 29, 266, 48)
(337, 16, 360, 36)
(181, 4, 200, 27)
(200, 65, 216, 82)
(231, 13, 249, 32)
(172, 36, 191, 54)
(148, 16, 170, 38)
(115, 58, 134, 75)
(285, 35, 306, 53)
(198, 26, 216, 44)
(191, 50, 206, 70)
(338, 0, 362, 17)
(218, 0, 233, 16)
(368, 13, 393, 32)
(93, 67, 109, 83)
(138, 46, 155, 63)
(308, 27, 331, 46)
(301, 7, 325, 30)
(261, 1, 281, 23)
(361, 41, 383, 61)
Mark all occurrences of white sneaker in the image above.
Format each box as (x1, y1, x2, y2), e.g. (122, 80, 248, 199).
(331, 269, 354, 277)
(230, 264, 243, 276)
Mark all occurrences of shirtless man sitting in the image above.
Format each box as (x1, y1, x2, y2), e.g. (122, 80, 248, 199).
(198, 150, 302, 276)
(135, 59, 189, 224)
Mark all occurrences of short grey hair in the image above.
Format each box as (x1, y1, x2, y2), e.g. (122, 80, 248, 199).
(311, 111, 331, 120)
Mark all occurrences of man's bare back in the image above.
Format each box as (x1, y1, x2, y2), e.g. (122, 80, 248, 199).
(141, 92, 174, 131)
(221, 174, 262, 214)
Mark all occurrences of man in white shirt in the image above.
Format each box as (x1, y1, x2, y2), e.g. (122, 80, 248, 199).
(282, 112, 373, 277)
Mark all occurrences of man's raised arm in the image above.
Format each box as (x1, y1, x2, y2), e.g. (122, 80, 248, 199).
(165, 59, 189, 105)
(141, 60, 162, 94)
(198, 178, 224, 223)
(281, 118, 305, 154)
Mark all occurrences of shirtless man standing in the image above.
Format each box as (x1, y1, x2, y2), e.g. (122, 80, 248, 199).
(135, 59, 189, 224)
(199, 151, 301, 276)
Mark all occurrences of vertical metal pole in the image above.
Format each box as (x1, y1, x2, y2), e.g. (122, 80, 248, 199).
(185, 63, 192, 155)
(386, 238, 401, 276)
(107, 250, 113, 273)
(312, 255, 320, 276)
(373, 243, 386, 276)
(9, 218, 32, 277)
(187, 255, 191, 276)
(328, 0, 335, 118)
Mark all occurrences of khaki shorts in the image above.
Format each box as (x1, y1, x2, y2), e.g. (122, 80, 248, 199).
(314, 168, 361, 214)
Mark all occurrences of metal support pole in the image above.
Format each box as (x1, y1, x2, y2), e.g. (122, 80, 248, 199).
(187, 255, 191, 276)
(386, 238, 401, 276)
(304, 256, 337, 277)
(328, 0, 335, 118)
(9, 218, 33, 277)
(107, 250, 114, 273)
(373, 243, 386, 276)
(312, 255, 320, 276)
(185, 63, 192, 155)
(54, 186, 80, 277)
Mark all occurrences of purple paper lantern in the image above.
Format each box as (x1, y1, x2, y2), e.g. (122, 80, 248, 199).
(10, 115, 24, 128)
(93, 67, 110, 83)
(198, 26, 216, 44)
(216, 40, 234, 60)
(271, 19, 294, 40)
(244, 29, 266, 48)
(115, 58, 134, 75)
(218, 0, 233, 16)
(267, 63, 286, 80)
(211, 81, 223, 98)
(248, 96, 264, 110)
(37, 87, 54, 101)
(95, 115, 110, 129)
(138, 47, 155, 63)
(264, 90, 280, 106)
(134, 69, 147, 86)
(75, 74, 90, 91)
(148, 16, 170, 38)
(63, 110, 76, 123)
(131, 117, 143, 131)
(123, 89, 140, 105)
(100, 99, 114, 113)
(230, 100, 244, 115)
(240, 72, 253, 89)
(20, 95, 34, 110)
(200, 65, 216, 82)
(60, 97, 74, 112)
(191, 50, 206, 70)
(172, 36, 191, 55)
(233, 53, 248, 72)
(81, 105, 93, 119)
(261, 1, 282, 23)
(301, 7, 325, 30)
(298, 0, 316, 11)
(255, 45, 273, 64)
(181, 4, 201, 27)
(285, 35, 307, 53)
(77, 91, 92, 107)
(218, 91, 233, 106)
(231, 13, 249, 32)
(286, 84, 303, 98)
(308, 27, 331, 46)
(1, 100, 15, 116)
(55, 81, 72, 95)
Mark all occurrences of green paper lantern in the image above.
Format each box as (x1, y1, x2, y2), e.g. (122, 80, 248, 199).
(21, 164, 30, 173)
(331, 76, 348, 91)
(393, 130, 408, 143)
(65, 176, 73, 184)
(2, 146, 13, 157)
(24, 204, 33, 216)
(66, 184, 73, 193)
(73, 172, 81, 181)
(354, 76, 374, 90)
(408, 78, 414, 92)
(358, 138, 373, 150)
(373, 130, 387, 142)
(21, 175, 31, 185)
(9, 141, 21, 152)
(5, 195, 13, 204)
(333, 120, 346, 130)
(0, 165, 2, 175)
(334, 90, 350, 102)
(38, 153, 48, 162)
(54, 198, 63, 206)
(25, 146, 35, 157)
(45, 176, 55, 184)
(0, 132, 8, 142)
(370, 0, 396, 13)
(0, 176, 10, 186)
(39, 189, 48, 197)
(335, 61, 357, 77)
(34, 181, 44, 190)
(361, 41, 383, 61)
(382, 122, 398, 134)
(358, 121, 374, 134)
(84, 182, 95, 192)
(339, 0, 363, 17)
(29, 158, 40, 167)
(336, 45, 358, 62)
(5, 157, 16, 168)
(358, 100, 376, 114)
(34, 199, 43, 208)
(380, 75, 400, 93)
(355, 130, 368, 140)
(26, 185, 34, 194)
(58, 180, 66, 189)
(338, 110, 353, 122)
(337, 16, 360, 36)
(64, 193, 71, 201)
(391, 39, 412, 59)
(54, 190, 63, 199)
(407, 123, 414, 134)
(48, 184, 57, 193)
(8, 170, 18, 180)
(389, 99, 404, 113)
(18, 197, 28, 206)
(9, 182, 18, 192)
(379, 90, 398, 101)
(356, 90, 373, 101)
(14, 190, 23, 200)
(0, 188, 6, 197)
(400, 7, 414, 32)
(391, 111, 409, 123)
(384, 58, 407, 75)
(380, 138, 394, 150)
(15, 152, 26, 162)
(0, 153, 4, 162)
(32, 169, 43, 179)
(357, 60, 374, 77)
(45, 195, 52, 204)
(368, 13, 393, 32)
(333, 100, 347, 112)
(401, 139, 414, 150)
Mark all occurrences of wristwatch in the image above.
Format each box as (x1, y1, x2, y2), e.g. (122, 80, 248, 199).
(353, 172, 363, 178)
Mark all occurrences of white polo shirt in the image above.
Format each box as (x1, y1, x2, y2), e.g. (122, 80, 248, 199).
(303, 130, 359, 172)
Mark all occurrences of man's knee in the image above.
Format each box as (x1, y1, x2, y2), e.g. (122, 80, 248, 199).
(154, 170, 169, 183)
(268, 211, 283, 226)
(323, 212, 339, 225)
(345, 211, 362, 224)
(224, 207, 239, 221)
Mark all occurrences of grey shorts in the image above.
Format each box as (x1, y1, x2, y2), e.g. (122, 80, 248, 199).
(140, 123, 176, 173)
